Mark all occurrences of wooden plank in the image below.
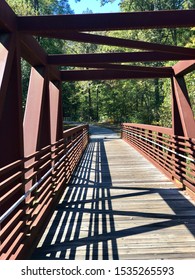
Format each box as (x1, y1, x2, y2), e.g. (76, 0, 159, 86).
(31, 126, 195, 260)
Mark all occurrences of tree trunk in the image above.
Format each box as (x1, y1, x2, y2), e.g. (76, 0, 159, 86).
(88, 86, 92, 121)
(33, 0, 39, 11)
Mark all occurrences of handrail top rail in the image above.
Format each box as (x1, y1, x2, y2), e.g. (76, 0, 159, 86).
(0, 124, 88, 175)
(63, 124, 89, 137)
(0, 127, 89, 225)
(122, 123, 173, 135)
(122, 123, 195, 142)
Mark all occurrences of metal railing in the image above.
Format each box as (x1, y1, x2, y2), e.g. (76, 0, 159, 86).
(0, 124, 89, 260)
(121, 123, 195, 194)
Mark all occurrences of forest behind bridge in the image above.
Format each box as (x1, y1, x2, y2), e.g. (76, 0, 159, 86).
(7, 0, 195, 126)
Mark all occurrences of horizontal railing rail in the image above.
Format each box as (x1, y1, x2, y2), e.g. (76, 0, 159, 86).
(0, 124, 89, 260)
(121, 123, 195, 195)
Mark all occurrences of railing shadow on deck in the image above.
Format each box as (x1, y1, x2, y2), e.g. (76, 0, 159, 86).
(31, 137, 195, 260)
(31, 138, 119, 260)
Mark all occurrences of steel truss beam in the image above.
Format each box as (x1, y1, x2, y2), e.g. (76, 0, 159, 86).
(20, 35, 47, 66)
(23, 67, 63, 192)
(172, 76, 195, 138)
(1, 0, 195, 260)
(49, 82, 63, 144)
(67, 63, 173, 74)
(173, 60, 195, 76)
(20, 35, 60, 81)
(0, 34, 16, 118)
(48, 52, 194, 66)
(37, 31, 195, 57)
(61, 69, 172, 81)
(18, 10, 195, 33)
(0, 33, 24, 166)
(23, 67, 47, 192)
(0, 0, 17, 32)
(23, 67, 47, 160)
(0, 31, 25, 252)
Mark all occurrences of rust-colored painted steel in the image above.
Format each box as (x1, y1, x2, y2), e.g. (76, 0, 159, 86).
(42, 31, 195, 57)
(50, 82, 60, 144)
(173, 60, 195, 76)
(20, 34, 47, 66)
(20, 35, 60, 80)
(121, 123, 195, 194)
(49, 82, 63, 189)
(0, 33, 25, 260)
(63, 125, 89, 183)
(61, 69, 173, 81)
(60, 63, 173, 74)
(23, 67, 45, 157)
(23, 67, 46, 195)
(0, 125, 89, 259)
(123, 123, 173, 135)
(18, 10, 195, 33)
(0, 36, 9, 88)
(171, 78, 184, 137)
(172, 76, 195, 138)
(0, 34, 24, 168)
(1, 0, 195, 261)
(0, 0, 17, 32)
(0, 1, 60, 81)
(48, 52, 194, 67)
(0, 34, 17, 118)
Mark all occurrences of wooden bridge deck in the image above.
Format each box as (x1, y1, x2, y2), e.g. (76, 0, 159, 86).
(31, 126, 195, 260)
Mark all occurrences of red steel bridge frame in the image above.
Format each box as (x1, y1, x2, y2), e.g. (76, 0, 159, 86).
(0, 0, 195, 259)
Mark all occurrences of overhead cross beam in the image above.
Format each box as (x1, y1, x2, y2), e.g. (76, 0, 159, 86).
(61, 69, 173, 81)
(66, 63, 173, 74)
(35, 31, 195, 57)
(18, 10, 195, 33)
(48, 52, 194, 66)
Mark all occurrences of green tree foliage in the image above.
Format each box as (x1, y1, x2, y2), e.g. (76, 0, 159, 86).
(101, 0, 195, 10)
(6, 0, 35, 111)
(6, 0, 35, 15)
(184, 29, 195, 115)
(62, 29, 103, 121)
(7, 0, 73, 15)
(6, 0, 194, 125)
(6, 0, 73, 112)
(93, 0, 195, 126)
(158, 28, 195, 127)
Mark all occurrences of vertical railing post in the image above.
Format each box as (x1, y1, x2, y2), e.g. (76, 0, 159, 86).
(171, 76, 195, 187)
(23, 66, 46, 193)
(49, 80, 63, 192)
(0, 33, 25, 259)
(23, 66, 53, 238)
(157, 132, 163, 165)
